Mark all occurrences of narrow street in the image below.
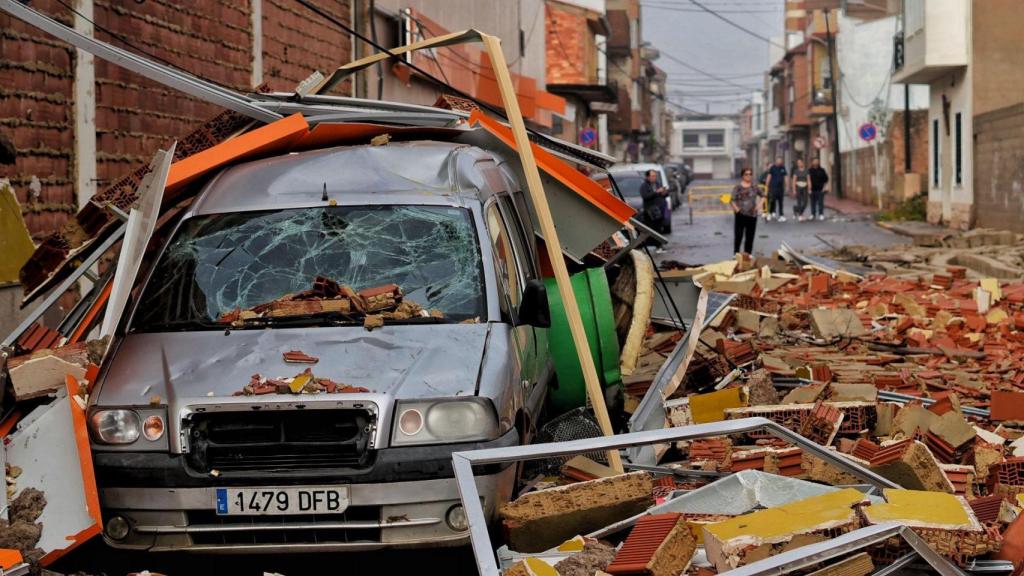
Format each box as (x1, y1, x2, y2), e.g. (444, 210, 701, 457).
(4, 1, 1024, 575)
(657, 179, 905, 266)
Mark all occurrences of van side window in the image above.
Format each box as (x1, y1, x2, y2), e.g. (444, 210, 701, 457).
(498, 195, 537, 280)
(485, 202, 524, 316)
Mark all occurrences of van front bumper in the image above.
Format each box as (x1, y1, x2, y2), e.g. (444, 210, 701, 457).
(94, 430, 517, 552)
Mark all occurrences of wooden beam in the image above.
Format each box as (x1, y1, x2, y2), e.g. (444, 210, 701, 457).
(479, 33, 622, 472)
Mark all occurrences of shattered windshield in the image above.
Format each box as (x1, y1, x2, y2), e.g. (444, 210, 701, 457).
(131, 205, 484, 331)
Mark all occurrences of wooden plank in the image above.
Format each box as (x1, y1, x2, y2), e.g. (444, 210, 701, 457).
(479, 33, 622, 472)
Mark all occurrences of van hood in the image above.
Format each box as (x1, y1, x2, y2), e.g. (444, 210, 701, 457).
(95, 324, 490, 406)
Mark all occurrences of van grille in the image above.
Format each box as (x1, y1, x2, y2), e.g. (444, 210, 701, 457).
(185, 409, 374, 474)
(185, 508, 382, 545)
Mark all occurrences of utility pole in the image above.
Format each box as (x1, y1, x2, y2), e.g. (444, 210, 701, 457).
(824, 8, 843, 198)
(904, 84, 912, 171)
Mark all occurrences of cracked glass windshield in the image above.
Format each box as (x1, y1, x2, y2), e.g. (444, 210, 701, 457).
(131, 205, 484, 331)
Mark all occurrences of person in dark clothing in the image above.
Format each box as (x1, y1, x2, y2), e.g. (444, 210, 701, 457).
(791, 158, 810, 221)
(639, 169, 670, 252)
(730, 167, 764, 255)
(808, 158, 830, 221)
(764, 156, 787, 222)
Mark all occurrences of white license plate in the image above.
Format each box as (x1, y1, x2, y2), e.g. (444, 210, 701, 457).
(215, 486, 350, 516)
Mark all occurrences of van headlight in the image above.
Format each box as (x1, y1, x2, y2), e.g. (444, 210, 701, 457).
(89, 409, 141, 444)
(392, 398, 498, 446)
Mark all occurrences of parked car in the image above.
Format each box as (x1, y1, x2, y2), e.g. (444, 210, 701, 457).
(667, 163, 692, 196)
(88, 141, 554, 552)
(608, 163, 679, 210)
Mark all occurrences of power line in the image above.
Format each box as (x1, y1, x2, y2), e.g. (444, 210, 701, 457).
(642, 3, 782, 14)
(659, 50, 758, 91)
(597, 45, 709, 117)
(687, 0, 788, 50)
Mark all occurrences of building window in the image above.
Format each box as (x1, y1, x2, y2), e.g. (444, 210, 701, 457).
(683, 133, 700, 148)
(932, 119, 940, 187)
(707, 131, 725, 147)
(955, 112, 962, 186)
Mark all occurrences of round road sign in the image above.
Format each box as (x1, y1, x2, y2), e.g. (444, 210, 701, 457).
(813, 136, 826, 149)
(579, 127, 597, 147)
(858, 123, 877, 142)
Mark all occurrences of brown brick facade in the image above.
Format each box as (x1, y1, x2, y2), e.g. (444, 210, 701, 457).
(973, 103, 1024, 232)
(0, 0, 351, 240)
(0, 1, 76, 238)
(545, 3, 589, 86)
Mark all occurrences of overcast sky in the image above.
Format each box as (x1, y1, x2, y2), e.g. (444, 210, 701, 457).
(641, 0, 784, 116)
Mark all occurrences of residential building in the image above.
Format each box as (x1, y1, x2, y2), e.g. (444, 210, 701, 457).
(671, 116, 740, 179)
(645, 58, 673, 163)
(835, 7, 929, 208)
(740, 91, 766, 172)
(755, 1, 930, 210)
(0, 0, 357, 240)
(893, 0, 1024, 230)
(606, 0, 652, 162)
(360, 1, 566, 130)
(544, 0, 616, 152)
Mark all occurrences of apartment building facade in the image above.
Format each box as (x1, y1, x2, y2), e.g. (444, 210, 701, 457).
(894, 0, 1024, 230)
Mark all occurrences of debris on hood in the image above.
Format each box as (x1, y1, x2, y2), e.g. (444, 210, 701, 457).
(217, 278, 442, 331)
(236, 369, 370, 396)
(282, 350, 319, 364)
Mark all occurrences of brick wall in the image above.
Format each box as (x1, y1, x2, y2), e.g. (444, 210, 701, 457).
(0, 0, 352, 240)
(974, 103, 1024, 232)
(0, 1, 76, 239)
(263, 0, 352, 91)
(545, 3, 588, 85)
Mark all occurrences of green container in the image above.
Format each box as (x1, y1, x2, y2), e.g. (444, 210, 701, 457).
(544, 267, 622, 412)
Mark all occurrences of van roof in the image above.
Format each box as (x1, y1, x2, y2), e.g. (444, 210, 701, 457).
(189, 141, 490, 215)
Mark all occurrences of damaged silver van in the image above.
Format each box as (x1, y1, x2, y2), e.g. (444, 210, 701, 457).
(89, 141, 553, 552)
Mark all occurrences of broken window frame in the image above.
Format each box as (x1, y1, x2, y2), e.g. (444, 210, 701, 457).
(484, 198, 526, 322)
(450, 416, 904, 576)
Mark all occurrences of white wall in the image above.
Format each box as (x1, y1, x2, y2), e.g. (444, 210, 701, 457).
(836, 12, 929, 154)
(928, 67, 973, 221)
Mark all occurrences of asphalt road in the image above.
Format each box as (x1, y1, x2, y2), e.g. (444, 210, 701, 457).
(656, 179, 906, 266)
(54, 538, 479, 575)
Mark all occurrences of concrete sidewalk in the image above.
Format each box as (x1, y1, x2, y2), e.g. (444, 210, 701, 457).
(824, 195, 879, 216)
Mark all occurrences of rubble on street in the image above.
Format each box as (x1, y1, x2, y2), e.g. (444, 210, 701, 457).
(476, 239, 1024, 575)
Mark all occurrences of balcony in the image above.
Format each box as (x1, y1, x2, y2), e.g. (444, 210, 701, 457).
(892, 0, 969, 84)
(809, 88, 834, 117)
(606, 10, 631, 57)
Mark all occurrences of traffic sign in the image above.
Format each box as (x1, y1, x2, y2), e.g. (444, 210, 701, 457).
(813, 136, 826, 149)
(579, 127, 597, 147)
(858, 123, 877, 142)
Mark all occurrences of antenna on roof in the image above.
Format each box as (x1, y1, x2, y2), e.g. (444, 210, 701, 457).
(321, 182, 328, 202)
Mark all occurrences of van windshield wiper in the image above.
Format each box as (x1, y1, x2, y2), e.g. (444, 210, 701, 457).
(133, 319, 225, 333)
(380, 315, 457, 325)
(230, 312, 363, 329)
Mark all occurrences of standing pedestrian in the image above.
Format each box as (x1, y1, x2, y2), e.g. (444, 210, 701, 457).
(808, 157, 830, 221)
(730, 167, 763, 255)
(639, 169, 670, 253)
(791, 158, 810, 221)
(764, 156, 787, 222)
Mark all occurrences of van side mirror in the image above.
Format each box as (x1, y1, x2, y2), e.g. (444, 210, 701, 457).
(518, 280, 551, 328)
